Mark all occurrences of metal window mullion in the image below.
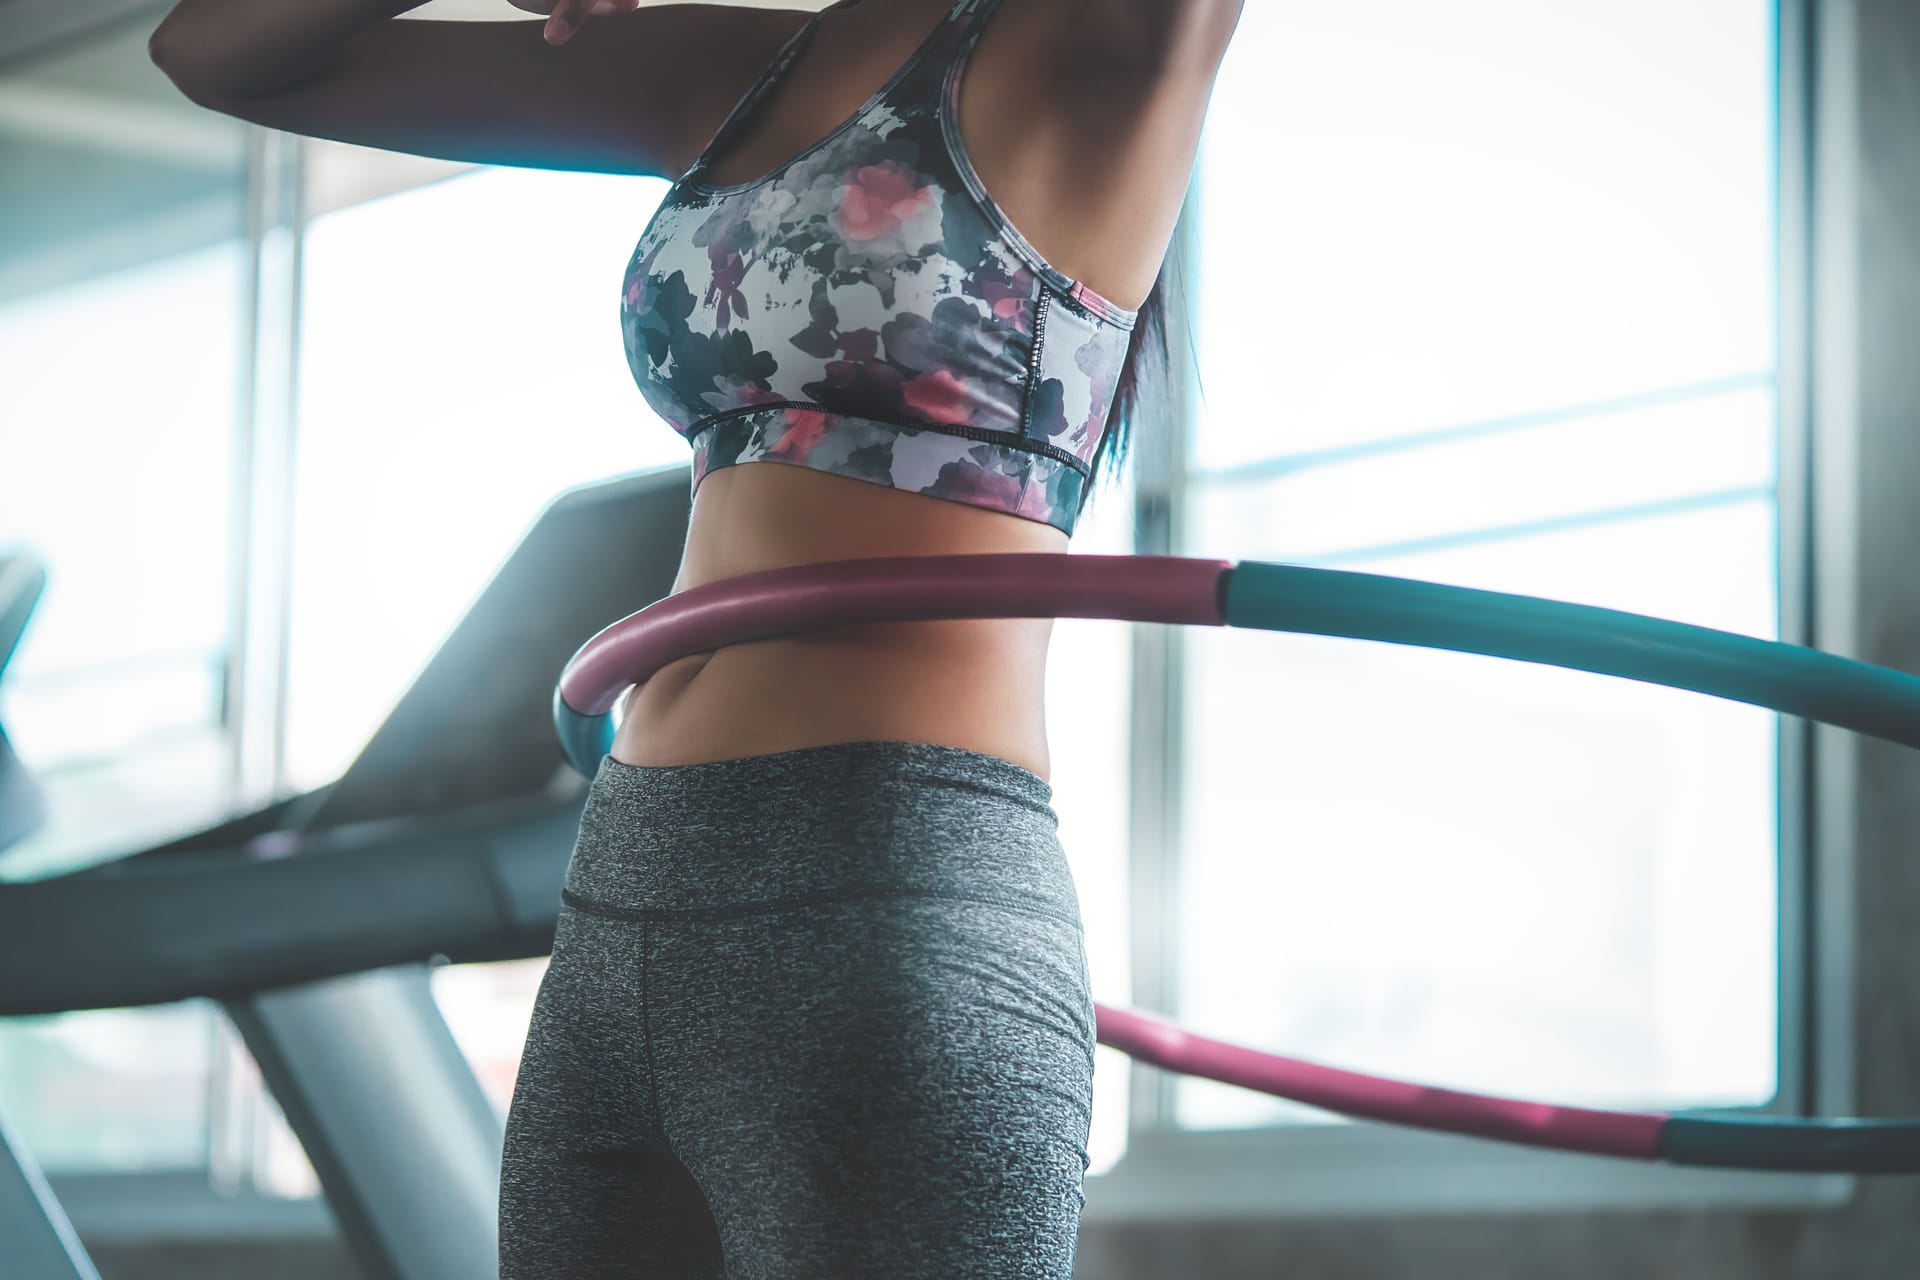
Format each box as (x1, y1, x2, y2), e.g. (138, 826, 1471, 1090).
(1193, 370, 1776, 489)
(273, 137, 309, 799)
(1297, 483, 1777, 571)
(1772, 0, 1817, 1124)
(1805, 0, 1862, 1126)
(209, 121, 268, 1199)
(221, 127, 262, 804)
(218, 124, 307, 1199)
(205, 1012, 262, 1198)
(1127, 181, 1204, 1137)
(225, 126, 305, 811)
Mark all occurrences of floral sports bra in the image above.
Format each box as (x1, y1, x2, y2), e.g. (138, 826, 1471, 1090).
(619, 0, 1139, 536)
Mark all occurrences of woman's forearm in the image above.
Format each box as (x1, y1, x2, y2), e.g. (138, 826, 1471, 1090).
(149, 0, 437, 97)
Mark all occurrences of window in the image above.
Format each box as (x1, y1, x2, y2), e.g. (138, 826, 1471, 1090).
(282, 162, 685, 791)
(1161, 0, 1782, 1147)
(0, 14, 249, 1179)
(266, 156, 682, 1187)
(0, 0, 1810, 1236)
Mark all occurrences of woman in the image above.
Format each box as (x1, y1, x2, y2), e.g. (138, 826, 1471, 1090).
(151, 0, 1242, 1273)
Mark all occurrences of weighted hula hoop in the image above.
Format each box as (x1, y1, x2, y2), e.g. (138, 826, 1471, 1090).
(553, 553, 1920, 1173)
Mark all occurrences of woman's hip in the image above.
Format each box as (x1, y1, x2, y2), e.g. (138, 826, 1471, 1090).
(560, 737, 1082, 922)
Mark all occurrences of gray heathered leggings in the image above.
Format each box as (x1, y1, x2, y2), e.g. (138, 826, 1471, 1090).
(498, 740, 1097, 1279)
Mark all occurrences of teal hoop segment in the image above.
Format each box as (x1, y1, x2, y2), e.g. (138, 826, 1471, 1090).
(1221, 562, 1920, 749)
(553, 687, 617, 781)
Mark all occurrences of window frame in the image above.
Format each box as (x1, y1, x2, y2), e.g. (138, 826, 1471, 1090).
(0, 17, 316, 1218)
(1081, 0, 1852, 1218)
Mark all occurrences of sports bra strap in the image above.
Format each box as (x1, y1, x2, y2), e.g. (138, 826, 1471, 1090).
(894, 0, 1006, 109)
(678, 7, 836, 182)
(679, 0, 1002, 183)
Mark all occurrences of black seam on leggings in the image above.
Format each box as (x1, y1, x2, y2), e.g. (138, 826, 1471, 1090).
(560, 884, 1083, 932)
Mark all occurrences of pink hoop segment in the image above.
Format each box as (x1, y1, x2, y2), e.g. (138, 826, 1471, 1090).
(558, 553, 1230, 717)
(1100, 1005, 1664, 1159)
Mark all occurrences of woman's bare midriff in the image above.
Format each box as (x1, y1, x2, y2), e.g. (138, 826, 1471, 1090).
(598, 0, 1248, 787)
(609, 461, 1066, 783)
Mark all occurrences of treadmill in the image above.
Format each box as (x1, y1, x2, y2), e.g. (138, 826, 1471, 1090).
(0, 466, 692, 1280)
(0, 551, 99, 1280)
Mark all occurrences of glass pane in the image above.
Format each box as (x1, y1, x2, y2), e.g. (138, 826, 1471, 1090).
(0, 14, 247, 1177)
(213, 1018, 323, 1199)
(0, 1005, 215, 1173)
(1188, 387, 1775, 565)
(1175, 500, 1778, 1128)
(433, 958, 548, 1117)
(0, 247, 242, 716)
(0, 728, 230, 882)
(284, 163, 686, 790)
(0, 4, 247, 769)
(1193, 0, 1774, 472)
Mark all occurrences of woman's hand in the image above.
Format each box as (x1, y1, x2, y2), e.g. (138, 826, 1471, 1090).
(507, 0, 643, 47)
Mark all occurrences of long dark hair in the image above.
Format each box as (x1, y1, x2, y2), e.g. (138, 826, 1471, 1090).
(1078, 263, 1171, 523)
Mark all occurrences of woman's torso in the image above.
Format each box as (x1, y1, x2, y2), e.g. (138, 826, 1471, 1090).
(613, 0, 1232, 783)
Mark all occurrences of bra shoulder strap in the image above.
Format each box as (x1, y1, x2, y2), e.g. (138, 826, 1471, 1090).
(677, 6, 838, 182)
(878, 0, 1008, 113)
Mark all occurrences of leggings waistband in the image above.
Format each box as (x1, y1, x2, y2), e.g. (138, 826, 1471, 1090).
(562, 739, 1077, 921)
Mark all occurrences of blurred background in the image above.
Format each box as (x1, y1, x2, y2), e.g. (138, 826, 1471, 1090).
(1, 0, 1917, 1275)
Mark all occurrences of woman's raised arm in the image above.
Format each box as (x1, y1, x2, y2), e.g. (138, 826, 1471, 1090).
(147, 0, 810, 177)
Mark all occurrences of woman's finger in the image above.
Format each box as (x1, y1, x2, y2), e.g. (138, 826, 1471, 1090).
(544, 0, 592, 45)
(536, 0, 637, 44)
